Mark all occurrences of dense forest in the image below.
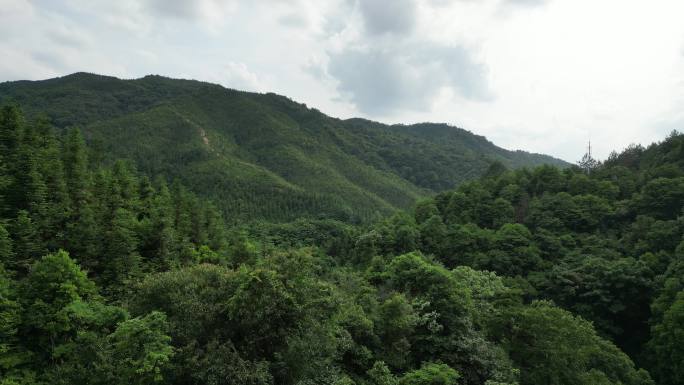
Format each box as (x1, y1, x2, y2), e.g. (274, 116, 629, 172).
(0, 73, 566, 223)
(1, 100, 683, 385)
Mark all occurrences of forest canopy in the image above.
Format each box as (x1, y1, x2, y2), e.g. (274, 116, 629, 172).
(1, 103, 683, 385)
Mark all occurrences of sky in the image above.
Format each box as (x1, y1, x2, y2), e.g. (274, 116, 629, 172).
(2, 0, 684, 162)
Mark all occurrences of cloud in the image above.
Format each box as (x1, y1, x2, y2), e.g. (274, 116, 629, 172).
(329, 48, 416, 114)
(278, 12, 309, 28)
(327, 42, 491, 115)
(219, 62, 265, 92)
(418, 44, 491, 101)
(503, 0, 549, 7)
(31, 50, 69, 72)
(358, 0, 417, 36)
(0, 47, 59, 80)
(138, 0, 239, 32)
(44, 19, 93, 49)
(143, 0, 228, 20)
(320, 0, 491, 115)
(303, 56, 328, 81)
(494, 0, 550, 18)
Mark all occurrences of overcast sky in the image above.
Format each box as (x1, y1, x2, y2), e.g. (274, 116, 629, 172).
(2, 0, 684, 161)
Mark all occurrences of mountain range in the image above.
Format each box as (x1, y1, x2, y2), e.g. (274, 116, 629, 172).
(0, 73, 568, 222)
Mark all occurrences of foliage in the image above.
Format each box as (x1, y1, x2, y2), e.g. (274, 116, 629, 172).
(3, 101, 684, 384)
(0, 74, 566, 223)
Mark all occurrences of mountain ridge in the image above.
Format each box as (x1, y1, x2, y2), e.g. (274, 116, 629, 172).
(0, 72, 569, 222)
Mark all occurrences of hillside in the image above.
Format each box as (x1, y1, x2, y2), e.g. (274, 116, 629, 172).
(2, 101, 675, 385)
(0, 73, 567, 223)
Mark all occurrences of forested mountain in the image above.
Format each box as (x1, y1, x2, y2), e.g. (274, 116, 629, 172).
(2, 98, 683, 385)
(0, 80, 684, 385)
(0, 73, 566, 223)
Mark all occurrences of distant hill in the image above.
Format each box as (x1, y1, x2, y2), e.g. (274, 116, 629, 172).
(0, 72, 568, 222)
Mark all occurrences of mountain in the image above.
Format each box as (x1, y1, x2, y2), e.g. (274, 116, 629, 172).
(0, 72, 568, 222)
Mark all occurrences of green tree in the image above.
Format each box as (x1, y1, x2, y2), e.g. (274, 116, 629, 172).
(419, 215, 447, 257)
(637, 177, 684, 219)
(491, 198, 514, 229)
(538, 256, 654, 355)
(0, 224, 13, 268)
(102, 208, 142, 290)
(63, 128, 90, 206)
(10, 210, 43, 273)
(442, 223, 492, 268)
(18, 250, 98, 356)
(497, 301, 652, 385)
(399, 362, 460, 385)
(479, 224, 541, 276)
(0, 265, 25, 380)
(648, 289, 684, 385)
(36, 124, 70, 250)
(0, 105, 21, 158)
(375, 293, 418, 369)
(104, 311, 174, 385)
(387, 253, 475, 369)
(139, 180, 179, 270)
(414, 200, 439, 224)
(183, 339, 272, 385)
(368, 361, 398, 385)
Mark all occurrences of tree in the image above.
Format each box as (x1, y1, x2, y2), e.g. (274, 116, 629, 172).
(0, 265, 24, 380)
(496, 301, 652, 385)
(0, 224, 13, 268)
(637, 178, 684, 219)
(104, 311, 174, 385)
(18, 251, 98, 355)
(102, 208, 142, 290)
(36, 124, 70, 251)
(63, 128, 89, 206)
(491, 198, 514, 229)
(538, 256, 654, 355)
(479, 224, 541, 277)
(12, 143, 48, 220)
(441, 223, 492, 268)
(182, 339, 272, 385)
(399, 363, 460, 385)
(483, 161, 507, 179)
(368, 361, 398, 385)
(419, 215, 447, 257)
(10, 210, 43, 273)
(16, 249, 130, 385)
(377, 214, 420, 255)
(0, 105, 21, 163)
(571, 194, 612, 231)
(443, 192, 470, 224)
(139, 180, 179, 270)
(451, 266, 517, 331)
(648, 289, 684, 385)
(375, 293, 418, 369)
(387, 253, 474, 367)
(529, 165, 565, 195)
(65, 200, 101, 273)
(414, 200, 439, 224)
(227, 268, 301, 359)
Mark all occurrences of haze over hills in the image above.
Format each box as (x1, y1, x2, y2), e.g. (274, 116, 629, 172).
(0, 72, 567, 222)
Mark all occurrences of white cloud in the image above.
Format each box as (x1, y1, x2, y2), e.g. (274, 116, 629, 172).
(358, 0, 417, 36)
(327, 42, 491, 115)
(220, 62, 266, 92)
